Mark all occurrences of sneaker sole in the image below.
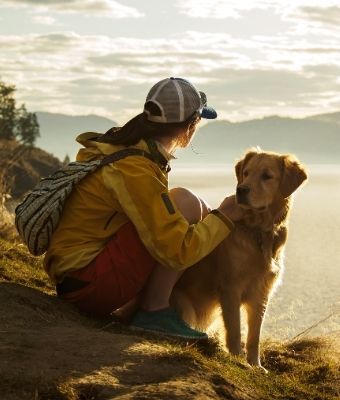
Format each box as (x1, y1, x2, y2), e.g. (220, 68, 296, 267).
(128, 324, 208, 341)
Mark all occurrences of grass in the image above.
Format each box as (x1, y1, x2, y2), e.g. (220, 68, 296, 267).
(0, 235, 339, 400)
(95, 326, 339, 400)
(0, 202, 53, 293)
(185, 336, 339, 400)
(0, 235, 54, 294)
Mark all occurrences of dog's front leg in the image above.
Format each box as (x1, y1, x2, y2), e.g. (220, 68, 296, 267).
(220, 290, 242, 356)
(245, 299, 267, 370)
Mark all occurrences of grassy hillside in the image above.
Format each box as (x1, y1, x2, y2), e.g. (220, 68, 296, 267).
(0, 139, 62, 199)
(0, 236, 339, 400)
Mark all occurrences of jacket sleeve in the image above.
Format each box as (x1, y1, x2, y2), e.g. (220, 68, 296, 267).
(102, 157, 233, 271)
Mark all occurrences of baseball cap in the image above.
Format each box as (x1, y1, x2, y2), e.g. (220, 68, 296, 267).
(144, 77, 217, 123)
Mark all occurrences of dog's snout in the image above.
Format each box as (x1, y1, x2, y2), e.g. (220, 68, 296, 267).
(237, 185, 250, 197)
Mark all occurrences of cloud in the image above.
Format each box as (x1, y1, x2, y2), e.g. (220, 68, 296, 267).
(304, 64, 340, 76)
(2, 0, 144, 18)
(298, 6, 340, 26)
(32, 15, 60, 26)
(176, 0, 340, 24)
(0, 32, 80, 55)
(203, 67, 340, 120)
(176, 0, 275, 19)
(0, 30, 339, 122)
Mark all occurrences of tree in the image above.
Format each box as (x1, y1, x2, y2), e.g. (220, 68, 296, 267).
(0, 79, 40, 145)
(15, 104, 40, 146)
(63, 154, 70, 165)
(0, 81, 16, 140)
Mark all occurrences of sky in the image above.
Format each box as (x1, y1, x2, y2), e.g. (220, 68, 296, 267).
(0, 0, 340, 124)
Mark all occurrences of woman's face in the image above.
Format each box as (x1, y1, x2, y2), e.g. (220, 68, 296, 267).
(177, 116, 201, 148)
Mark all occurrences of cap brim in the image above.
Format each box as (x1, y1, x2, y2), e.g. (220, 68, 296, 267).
(200, 106, 217, 119)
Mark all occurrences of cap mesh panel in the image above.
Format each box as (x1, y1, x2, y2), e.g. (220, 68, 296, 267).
(145, 78, 203, 123)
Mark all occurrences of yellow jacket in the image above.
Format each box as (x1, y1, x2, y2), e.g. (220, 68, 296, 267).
(44, 132, 233, 282)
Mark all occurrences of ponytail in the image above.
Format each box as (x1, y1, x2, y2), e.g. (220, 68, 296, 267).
(95, 103, 200, 146)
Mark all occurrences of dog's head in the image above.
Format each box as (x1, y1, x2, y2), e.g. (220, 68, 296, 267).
(235, 149, 307, 211)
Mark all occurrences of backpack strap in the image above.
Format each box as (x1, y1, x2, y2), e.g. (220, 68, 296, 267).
(145, 138, 171, 173)
(100, 147, 169, 171)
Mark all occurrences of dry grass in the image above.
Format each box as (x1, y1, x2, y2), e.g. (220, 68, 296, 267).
(0, 202, 17, 239)
(0, 233, 53, 293)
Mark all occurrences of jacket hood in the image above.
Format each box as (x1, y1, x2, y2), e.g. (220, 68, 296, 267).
(75, 132, 147, 162)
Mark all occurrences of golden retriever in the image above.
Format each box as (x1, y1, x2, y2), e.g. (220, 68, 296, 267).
(171, 149, 307, 370)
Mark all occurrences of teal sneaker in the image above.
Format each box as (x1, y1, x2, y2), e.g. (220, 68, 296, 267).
(129, 308, 208, 340)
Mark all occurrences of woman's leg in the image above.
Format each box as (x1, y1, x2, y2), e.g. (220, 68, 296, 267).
(129, 187, 212, 338)
(141, 187, 210, 311)
(113, 188, 210, 323)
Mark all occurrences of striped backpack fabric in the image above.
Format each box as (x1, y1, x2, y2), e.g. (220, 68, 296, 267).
(15, 148, 154, 256)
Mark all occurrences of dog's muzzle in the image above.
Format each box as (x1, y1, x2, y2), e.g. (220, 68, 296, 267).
(236, 184, 250, 204)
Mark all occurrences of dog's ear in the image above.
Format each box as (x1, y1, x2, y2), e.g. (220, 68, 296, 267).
(280, 155, 308, 198)
(235, 151, 257, 182)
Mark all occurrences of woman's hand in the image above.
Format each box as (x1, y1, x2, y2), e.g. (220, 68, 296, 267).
(217, 195, 244, 222)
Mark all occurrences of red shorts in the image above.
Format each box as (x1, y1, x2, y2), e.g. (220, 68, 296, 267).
(60, 222, 157, 316)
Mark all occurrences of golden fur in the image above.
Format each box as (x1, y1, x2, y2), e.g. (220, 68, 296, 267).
(171, 149, 307, 370)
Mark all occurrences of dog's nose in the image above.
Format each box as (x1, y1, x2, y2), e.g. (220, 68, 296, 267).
(237, 185, 250, 198)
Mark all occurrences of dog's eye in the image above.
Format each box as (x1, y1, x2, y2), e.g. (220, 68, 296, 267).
(244, 170, 249, 177)
(262, 172, 273, 180)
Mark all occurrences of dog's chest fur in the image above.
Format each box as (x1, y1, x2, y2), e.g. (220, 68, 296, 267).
(212, 221, 285, 301)
(176, 208, 289, 311)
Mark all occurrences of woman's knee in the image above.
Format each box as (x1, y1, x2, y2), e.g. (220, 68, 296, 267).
(169, 187, 204, 224)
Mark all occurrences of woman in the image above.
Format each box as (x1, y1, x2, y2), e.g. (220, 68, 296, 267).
(44, 77, 244, 340)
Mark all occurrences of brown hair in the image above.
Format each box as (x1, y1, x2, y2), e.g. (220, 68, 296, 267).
(95, 102, 200, 147)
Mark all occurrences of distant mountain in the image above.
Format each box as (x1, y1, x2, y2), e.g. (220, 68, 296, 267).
(35, 111, 340, 165)
(176, 114, 340, 165)
(35, 112, 117, 161)
(307, 111, 340, 125)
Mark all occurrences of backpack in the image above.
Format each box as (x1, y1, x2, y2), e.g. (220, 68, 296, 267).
(15, 148, 154, 256)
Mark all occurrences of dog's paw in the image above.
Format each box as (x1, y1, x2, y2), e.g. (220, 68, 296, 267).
(255, 365, 269, 374)
(247, 358, 269, 374)
(246, 363, 269, 374)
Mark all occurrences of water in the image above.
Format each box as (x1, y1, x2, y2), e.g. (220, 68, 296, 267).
(169, 164, 340, 340)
